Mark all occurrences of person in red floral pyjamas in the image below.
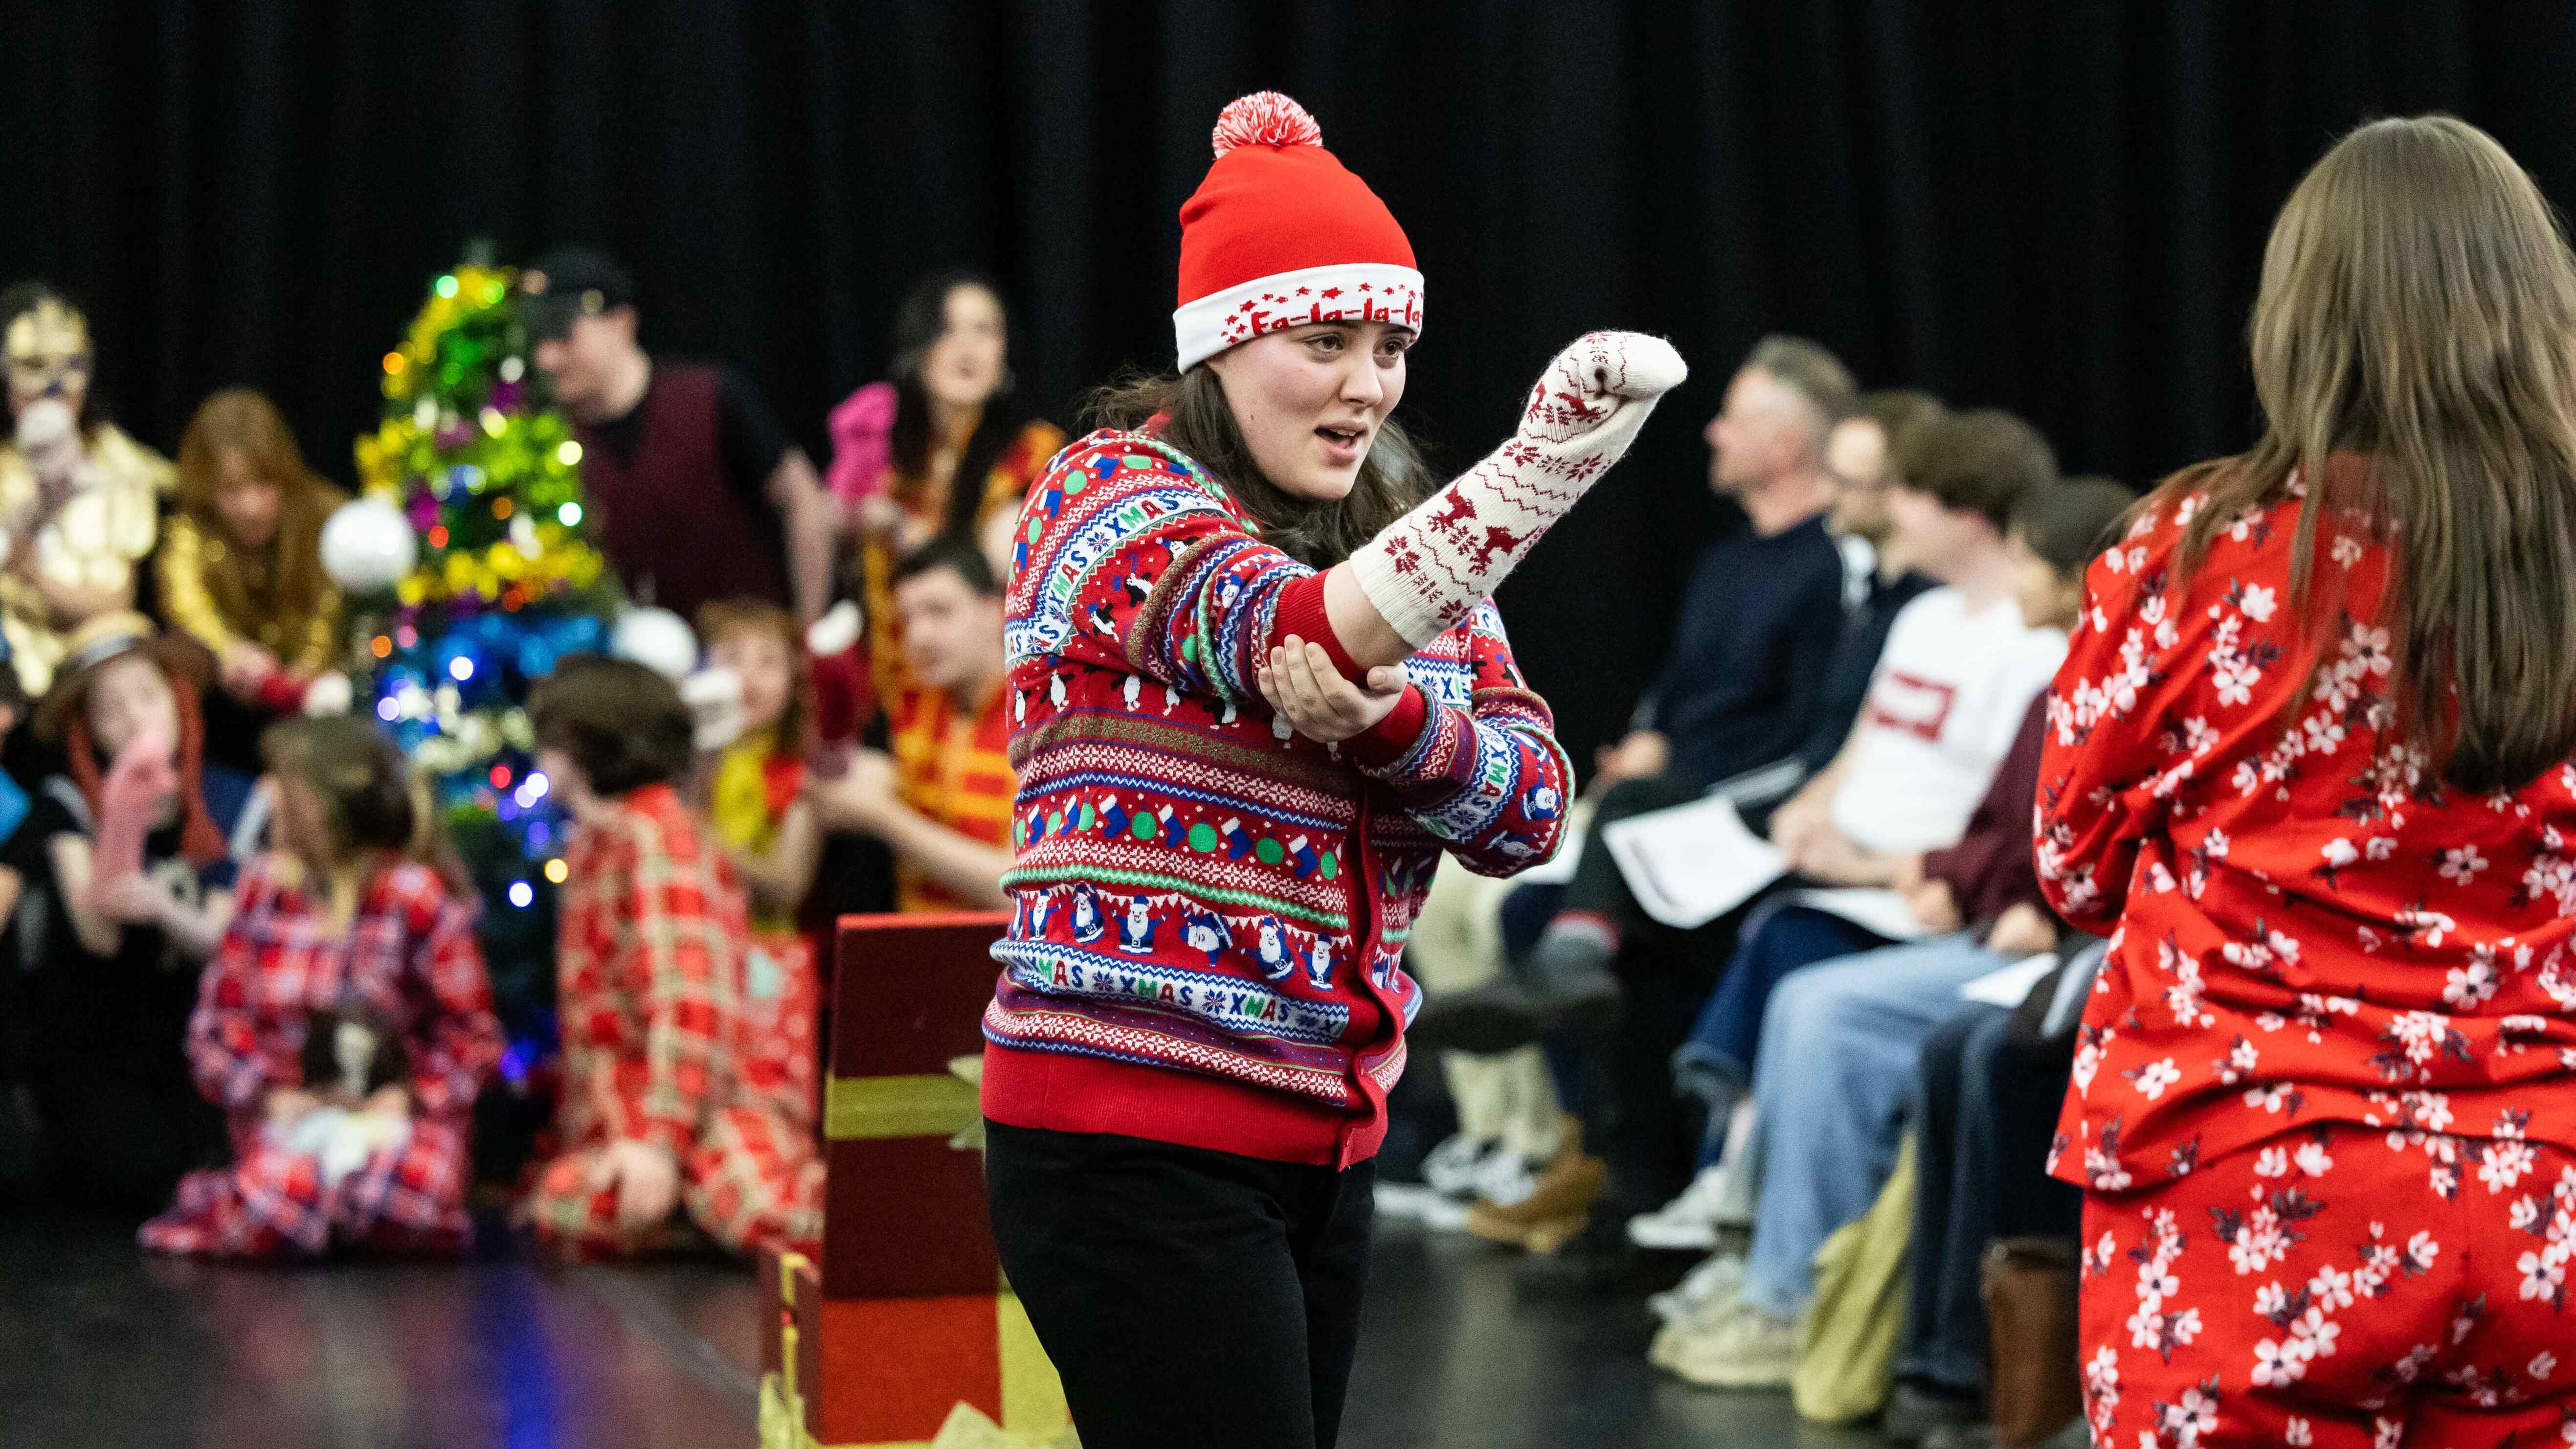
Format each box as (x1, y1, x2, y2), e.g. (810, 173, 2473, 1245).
(521, 656, 821, 1258)
(977, 91, 1685, 1449)
(2038, 116, 2576, 1449)
(141, 716, 500, 1257)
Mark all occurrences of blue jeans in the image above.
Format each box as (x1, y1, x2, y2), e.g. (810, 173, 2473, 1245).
(1671, 905, 1886, 1160)
(1735, 935, 2002, 1321)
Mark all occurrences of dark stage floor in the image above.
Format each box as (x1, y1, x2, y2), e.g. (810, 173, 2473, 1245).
(0, 1210, 1876, 1449)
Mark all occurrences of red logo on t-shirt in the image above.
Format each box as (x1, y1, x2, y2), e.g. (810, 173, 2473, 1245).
(1865, 671, 1957, 742)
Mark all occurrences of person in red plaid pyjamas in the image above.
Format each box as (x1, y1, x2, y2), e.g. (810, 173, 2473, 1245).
(522, 656, 822, 1257)
(141, 717, 501, 1257)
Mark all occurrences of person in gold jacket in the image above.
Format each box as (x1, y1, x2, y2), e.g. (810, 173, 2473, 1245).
(0, 282, 173, 698)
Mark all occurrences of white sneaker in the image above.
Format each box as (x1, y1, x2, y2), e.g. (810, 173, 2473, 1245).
(1648, 1251, 1747, 1325)
(1665, 1306, 1800, 1390)
(1473, 1147, 1542, 1209)
(1628, 1164, 1733, 1251)
(1420, 1134, 1496, 1198)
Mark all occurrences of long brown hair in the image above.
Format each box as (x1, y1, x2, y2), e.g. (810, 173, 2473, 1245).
(261, 714, 456, 918)
(175, 389, 341, 638)
(1086, 366, 1438, 568)
(2145, 115, 2576, 794)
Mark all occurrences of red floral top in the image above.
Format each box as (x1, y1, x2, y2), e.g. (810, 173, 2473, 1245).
(2039, 469, 2576, 1194)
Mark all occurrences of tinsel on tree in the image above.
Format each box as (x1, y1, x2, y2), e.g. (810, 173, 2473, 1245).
(350, 251, 615, 1087)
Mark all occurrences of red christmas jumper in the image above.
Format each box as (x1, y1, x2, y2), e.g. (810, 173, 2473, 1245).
(979, 428, 1573, 1170)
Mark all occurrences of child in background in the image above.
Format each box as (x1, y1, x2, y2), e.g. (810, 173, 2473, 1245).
(15, 614, 254, 1209)
(697, 600, 823, 1135)
(139, 716, 500, 1257)
(521, 656, 821, 1258)
(157, 389, 348, 770)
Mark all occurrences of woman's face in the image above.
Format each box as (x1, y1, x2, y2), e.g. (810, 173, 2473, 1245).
(709, 627, 793, 737)
(922, 284, 1008, 414)
(213, 449, 285, 550)
(1205, 321, 1412, 503)
(87, 653, 180, 764)
(2007, 529, 2082, 630)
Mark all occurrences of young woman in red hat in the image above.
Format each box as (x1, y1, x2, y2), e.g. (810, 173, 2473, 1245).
(978, 92, 1684, 1447)
(2041, 115, 2576, 1447)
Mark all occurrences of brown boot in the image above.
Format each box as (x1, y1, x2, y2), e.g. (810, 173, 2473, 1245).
(1463, 1118, 1607, 1254)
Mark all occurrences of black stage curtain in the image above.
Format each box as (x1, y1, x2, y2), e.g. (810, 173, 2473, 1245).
(8, 2, 2576, 762)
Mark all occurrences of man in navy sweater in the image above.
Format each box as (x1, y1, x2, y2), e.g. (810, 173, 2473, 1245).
(1420, 337, 1857, 1049)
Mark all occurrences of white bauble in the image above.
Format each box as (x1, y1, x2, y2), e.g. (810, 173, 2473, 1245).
(611, 606, 698, 680)
(320, 499, 419, 591)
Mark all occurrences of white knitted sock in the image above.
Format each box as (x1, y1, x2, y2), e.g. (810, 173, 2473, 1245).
(1347, 331, 1686, 647)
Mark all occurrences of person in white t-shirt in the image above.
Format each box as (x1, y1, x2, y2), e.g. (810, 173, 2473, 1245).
(1769, 409, 2067, 880)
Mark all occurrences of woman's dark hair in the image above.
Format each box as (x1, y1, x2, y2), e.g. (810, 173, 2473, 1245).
(261, 714, 422, 857)
(1084, 366, 1438, 569)
(530, 655, 694, 796)
(886, 270, 1034, 540)
(1, 279, 106, 432)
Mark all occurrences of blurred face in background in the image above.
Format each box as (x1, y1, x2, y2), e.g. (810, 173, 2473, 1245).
(921, 283, 1008, 415)
(1704, 366, 1818, 496)
(2007, 528, 2083, 630)
(214, 448, 285, 551)
(1206, 321, 1411, 503)
(897, 566, 1006, 698)
(1824, 415, 1891, 536)
(86, 652, 180, 768)
(6, 298, 91, 422)
(708, 626, 794, 738)
(1885, 483, 1994, 587)
(532, 308, 640, 424)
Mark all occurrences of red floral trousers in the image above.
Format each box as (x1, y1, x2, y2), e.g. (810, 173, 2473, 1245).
(2082, 1123, 2576, 1448)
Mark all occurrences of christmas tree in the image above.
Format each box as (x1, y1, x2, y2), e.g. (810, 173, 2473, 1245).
(349, 249, 615, 1113)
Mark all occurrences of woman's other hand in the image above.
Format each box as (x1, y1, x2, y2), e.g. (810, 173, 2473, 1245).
(1256, 638, 1407, 744)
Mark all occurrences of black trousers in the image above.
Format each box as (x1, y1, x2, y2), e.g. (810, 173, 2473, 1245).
(985, 1122, 1376, 1449)
(1898, 1005, 2082, 1393)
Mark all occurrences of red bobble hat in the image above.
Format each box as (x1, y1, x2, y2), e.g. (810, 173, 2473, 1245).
(1173, 92, 1422, 371)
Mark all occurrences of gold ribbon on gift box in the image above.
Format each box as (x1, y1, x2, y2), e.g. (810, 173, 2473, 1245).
(824, 1056, 987, 1153)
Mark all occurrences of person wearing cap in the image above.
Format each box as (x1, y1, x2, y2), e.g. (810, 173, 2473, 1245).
(975, 91, 1685, 1448)
(13, 612, 256, 1213)
(523, 249, 837, 626)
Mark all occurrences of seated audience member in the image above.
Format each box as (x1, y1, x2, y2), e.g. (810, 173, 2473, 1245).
(157, 388, 347, 771)
(0, 282, 172, 700)
(826, 271, 1067, 701)
(1744, 388, 1948, 824)
(1421, 336, 1858, 1045)
(521, 657, 821, 1258)
(1375, 854, 1593, 1246)
(809, 538, 1013, 912)
(1646, 479, 2132, 1389)
(697, 599, 824, 1129)
(138, 716, 500, 1257)
(15, 615, 255, 1210)
(1881, 949, 2097, 1449)
(1636, 477, 2133, 1249)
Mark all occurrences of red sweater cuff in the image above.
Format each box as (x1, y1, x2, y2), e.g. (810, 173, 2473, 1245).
(1346, 685, 1429, 767)
(1270, 574, 1365, 683)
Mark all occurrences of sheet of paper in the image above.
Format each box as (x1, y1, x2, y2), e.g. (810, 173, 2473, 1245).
(1788, 887, 1934, 943)
(1600, 794, 1787, 929)
(1958, 952, 2061, 1009)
